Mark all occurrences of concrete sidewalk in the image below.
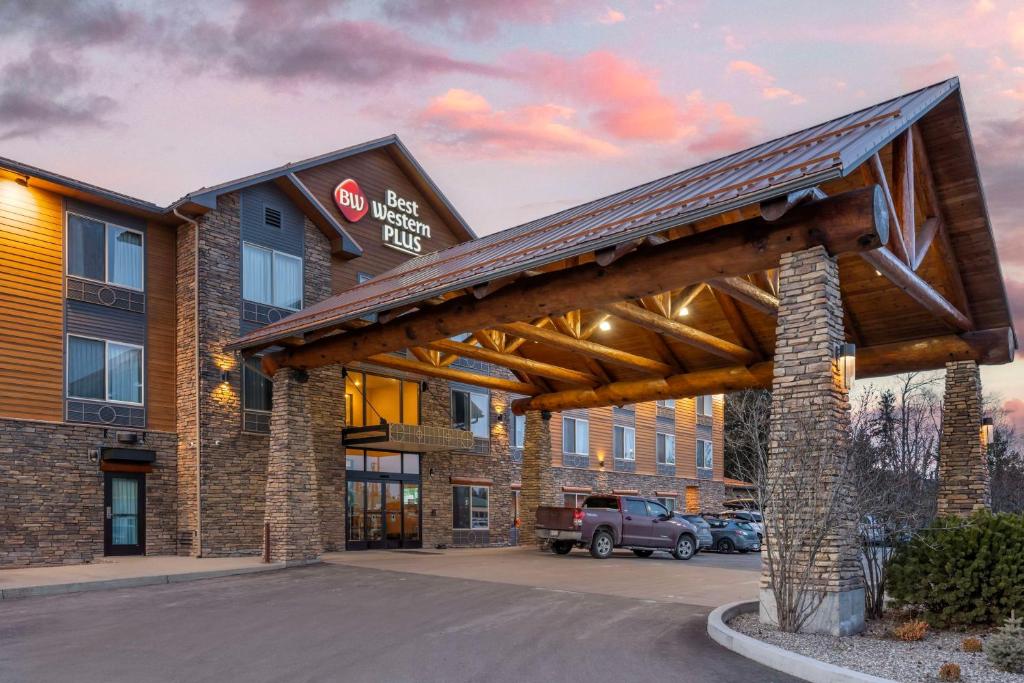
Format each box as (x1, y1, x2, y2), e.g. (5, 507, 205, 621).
(0, 555, 286, 600)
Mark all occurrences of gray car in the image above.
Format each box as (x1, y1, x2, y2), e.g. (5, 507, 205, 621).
(704, 517, 761, 553)
(677, 513, 714, 550)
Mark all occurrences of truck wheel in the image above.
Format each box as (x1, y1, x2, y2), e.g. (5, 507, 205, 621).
(590, 530, 614, 559)
(632, 549, 654, 558)
(717, 538, 735, 554)
(551, 540, 573, 555)
(672, 534, 696, 560)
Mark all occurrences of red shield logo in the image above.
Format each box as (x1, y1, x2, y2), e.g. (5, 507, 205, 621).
(334, 178, 368, 223)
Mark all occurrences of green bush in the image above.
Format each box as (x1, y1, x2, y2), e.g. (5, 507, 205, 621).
(887, 511, 1024, 627)
(987, 613, 1024, 673)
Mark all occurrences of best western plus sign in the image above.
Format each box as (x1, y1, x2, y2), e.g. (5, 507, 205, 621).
(334, 178, 432, 255)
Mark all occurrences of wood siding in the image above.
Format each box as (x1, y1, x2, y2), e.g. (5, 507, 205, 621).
(0, 180, 64, 421)
(146, 221, 176, 432)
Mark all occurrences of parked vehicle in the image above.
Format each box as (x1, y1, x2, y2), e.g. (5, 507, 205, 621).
(720, 510, 764, 543)
(722, 497, 758, 510)
(535, 495, 699, 560)
(704, 517, 761, 553)
(676, 513, 714, 550)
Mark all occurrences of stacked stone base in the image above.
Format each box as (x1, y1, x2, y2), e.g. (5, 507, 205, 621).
(759, 587, 866, 637)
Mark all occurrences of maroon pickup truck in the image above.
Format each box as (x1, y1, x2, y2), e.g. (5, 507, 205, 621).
(535, 495, 698, 560)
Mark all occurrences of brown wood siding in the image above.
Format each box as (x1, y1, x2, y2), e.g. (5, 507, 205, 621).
(675, 398, 698, 479)
(0, 181, 64, 421)
(146, 221, 177, 432)
(713, 395, 725, 480)
(549, 411, 562, 466)
(635, 402, 656, 475)
(589, 406, 613, 470)
(293, 148, 467, 295)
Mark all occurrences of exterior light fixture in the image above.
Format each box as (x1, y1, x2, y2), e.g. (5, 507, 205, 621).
(677, 306, 690, 317)
(837, 342, 856, 390)
(598, 320, 611, 331)
(981, 417, 995, 446)
(598, 454, 606, 468)
(220, 370, 230, 382)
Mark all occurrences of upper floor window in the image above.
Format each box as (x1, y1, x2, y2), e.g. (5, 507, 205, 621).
(511, 412, 526, 449)
(67, 213, 144, 290)
(656, 399, 675, 409)
(657, 432, 676, 465)
(243, 358, 272, 413)
(242, 242, 302, 310)
(562, 416, 589, 455)
(613, 424, 636, 461)
(696, 395, 714, 417)
(697, 438, 714, 470)
(67, 335, 143, 405)
(452, 388, 489, 439)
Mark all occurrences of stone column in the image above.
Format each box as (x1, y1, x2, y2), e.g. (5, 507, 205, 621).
(937, 361, 990, 516)
(264, 368, 322, 565)
(519, 410, 554, 547)
(760, 245, 864, 636)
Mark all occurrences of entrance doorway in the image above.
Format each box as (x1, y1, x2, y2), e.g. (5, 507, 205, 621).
(104, 472, 145, 556)
(346, 450, 421, 550)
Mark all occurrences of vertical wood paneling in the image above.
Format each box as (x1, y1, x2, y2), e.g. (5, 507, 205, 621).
(713, 395, 725, 480)
(635, 403, 656, 475)
(675, 397, 698, 479)
(549, 410, 562, 466)
(0, 180, 63, 421)
(146, 222, 177, 432)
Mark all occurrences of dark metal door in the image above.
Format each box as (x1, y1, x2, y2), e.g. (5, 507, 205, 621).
(104, 472, 145, 556)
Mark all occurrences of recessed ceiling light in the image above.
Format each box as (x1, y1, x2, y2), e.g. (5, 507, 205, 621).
(598, 320, 611, 331)
(678, 306, 689, 317)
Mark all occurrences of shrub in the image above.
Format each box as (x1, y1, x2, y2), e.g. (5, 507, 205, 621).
(987, 612, 1024, 673)
(888, 511, 1024, 627)
(961, 637, 983, 653)
(938, 662, 961, 682)
(892, 620, 928, 641)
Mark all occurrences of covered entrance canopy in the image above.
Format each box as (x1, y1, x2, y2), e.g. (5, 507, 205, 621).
(227, 78, 1015, 411)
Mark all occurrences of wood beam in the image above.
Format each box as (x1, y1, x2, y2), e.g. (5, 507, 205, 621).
(892, 130, 915, 263)
(603, 301, 756, 365)
(365, 354, 542, 395)
(860, 246, 973, 332)
(426, 339, 601, 386)
(673, 283, 706, 317)
(496, 321, 674, 376)
(711, 288, 765, 359)
(868, 153, 911, 265)
(262, 186, 888, 369)
(759, 186, 827, 221)
(708, 277, 779, 316)
(511, 327, 1015, 414)
(409, 347, 437, 366)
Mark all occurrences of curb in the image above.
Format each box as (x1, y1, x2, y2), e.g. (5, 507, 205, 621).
(0, 560, 314, 601)
(707, 600, 896, 683)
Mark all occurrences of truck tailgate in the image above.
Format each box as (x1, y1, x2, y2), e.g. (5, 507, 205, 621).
(536, 506, 576, 530)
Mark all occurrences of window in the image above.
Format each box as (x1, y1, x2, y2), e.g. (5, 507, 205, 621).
(453, 485, 489, 529)
(242, 357, 272, 413)
(563, 493, 588, 508)
(67, 335, 143, 404)
(242, 242, 303, 310)
(655, 497, 676, 513)
(511, 412, 526, 449)
(452, 388, 489, 439)
(649, 500, 670, 517)
(67, 213, 144, 290)
(562, 417, 589, 455)
(697, 439, 714, 469)
(656, 399, 675, 409)
(656, 433, 676, 465)
(697, 394, 714, 417)
(624, 499, 648, 516)
(613, 425, 636, 461)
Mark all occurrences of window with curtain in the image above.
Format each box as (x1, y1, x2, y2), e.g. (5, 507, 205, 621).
(697, 439, 714, 469)
(657, 433, 676, 465)
(613, 425, 636, 460)
(656, 399, 675, 409)
(67, 214, 143, 290)
(243, 358, 273, 412)
(452, 485, 489, 529)
(242, 242, 302, 310)
(697, 395, 714, 417)
(451, 388, 489, 439)
(562, 417, 589, 455)
(67, 336, 143, 404)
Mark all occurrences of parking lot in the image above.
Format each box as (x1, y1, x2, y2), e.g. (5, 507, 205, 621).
(0, 547, 789, 683)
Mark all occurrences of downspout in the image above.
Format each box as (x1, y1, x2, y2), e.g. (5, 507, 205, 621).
(173, 207, 203, 557)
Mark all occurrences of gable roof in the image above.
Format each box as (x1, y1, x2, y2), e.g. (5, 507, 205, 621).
(229, 78, 968, 351)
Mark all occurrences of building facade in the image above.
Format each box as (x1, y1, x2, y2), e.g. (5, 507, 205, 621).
(0, 139, 723, 567)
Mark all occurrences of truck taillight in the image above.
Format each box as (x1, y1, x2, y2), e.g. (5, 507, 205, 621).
(573, 509, 584, 527)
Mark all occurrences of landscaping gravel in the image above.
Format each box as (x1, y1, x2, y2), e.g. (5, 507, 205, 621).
(730, 612, 1024, 682)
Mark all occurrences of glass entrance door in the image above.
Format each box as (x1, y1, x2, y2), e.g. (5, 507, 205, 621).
(104, 472, 145, 556)
(346, 478, 421, 550)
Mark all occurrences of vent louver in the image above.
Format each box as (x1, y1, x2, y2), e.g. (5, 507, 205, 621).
(264, 206, 282, 229)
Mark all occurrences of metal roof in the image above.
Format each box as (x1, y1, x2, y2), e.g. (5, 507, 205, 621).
(229, 78, 962, 351)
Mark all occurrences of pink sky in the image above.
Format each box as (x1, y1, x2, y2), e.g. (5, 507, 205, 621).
(1, 0, 1022, 420)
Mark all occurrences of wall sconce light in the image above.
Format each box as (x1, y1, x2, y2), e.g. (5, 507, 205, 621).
(494, 408, 507, 425)
(220, 369, 230, 382)
(598, 455, 606, 469)
(15, 174, 29, 187)
(421, 380, 430, 393)
(837, 342, 856, 390)
(981, 417, 995, 446)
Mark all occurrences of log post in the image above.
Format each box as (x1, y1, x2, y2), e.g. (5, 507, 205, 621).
(936, 361, 991, 516)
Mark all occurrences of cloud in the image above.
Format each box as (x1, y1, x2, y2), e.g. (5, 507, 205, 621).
(1003, 398, 1024, 433)
(899, 53, 958, 89)
(974, 115, 1024, 270)
(0, 0, 145, 47)
(0, 50, 114, 140)
(416, 88, 620, 158)
(727, 60, 805, 104)
(380, 0, 586, 38)
(598, 8, 626, 25)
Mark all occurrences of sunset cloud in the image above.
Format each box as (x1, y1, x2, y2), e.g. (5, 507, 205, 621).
(416, 88, 619, 158)
(598, 8, 626, 25)
(381, 0, 588, 37)
(727, 60, 805, 104)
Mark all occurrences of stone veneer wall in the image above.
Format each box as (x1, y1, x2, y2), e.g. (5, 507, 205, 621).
(0, 418, 176, 566)
(175, 218, 199, 554)
(179, 192, 342, 557)
(936, 360, 990, 516)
